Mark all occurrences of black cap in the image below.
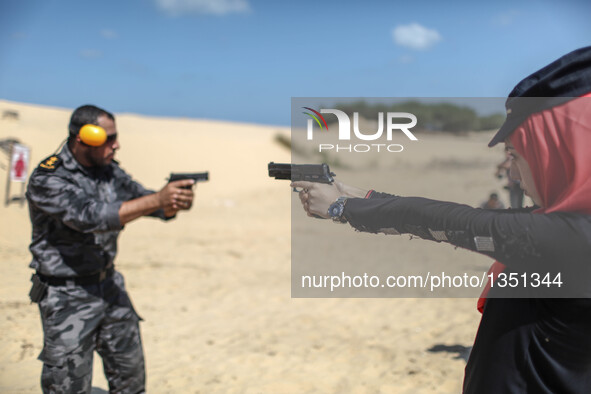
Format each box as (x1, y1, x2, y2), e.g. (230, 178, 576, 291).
(488, 46, 591, 147)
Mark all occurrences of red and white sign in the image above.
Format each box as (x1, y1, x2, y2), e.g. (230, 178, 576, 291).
(10, 144, 29, 182)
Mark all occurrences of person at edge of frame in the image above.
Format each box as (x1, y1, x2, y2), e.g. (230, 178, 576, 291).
(26, 104, 195, 394)
(292, 46, 591, 393)
(495, 150, 525, 208)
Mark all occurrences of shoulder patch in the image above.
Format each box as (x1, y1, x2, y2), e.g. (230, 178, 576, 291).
(38, 155, 62, 172)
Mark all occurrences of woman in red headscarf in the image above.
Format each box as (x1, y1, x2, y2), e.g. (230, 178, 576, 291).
(292, 47, 591, 393)
(463, 95, 591, 393)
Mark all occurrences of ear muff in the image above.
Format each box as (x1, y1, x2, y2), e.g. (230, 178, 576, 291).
(79, 124, 107, 147)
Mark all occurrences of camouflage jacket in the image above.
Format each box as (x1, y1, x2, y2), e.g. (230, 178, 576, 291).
(26, 144, 167, 277)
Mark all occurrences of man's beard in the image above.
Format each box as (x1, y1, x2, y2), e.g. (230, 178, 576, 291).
(86, 150, 112, 168)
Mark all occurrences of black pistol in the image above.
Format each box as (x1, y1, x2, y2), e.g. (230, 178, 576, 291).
(268, 162, 335, 192)
(168, 172, 209, 189)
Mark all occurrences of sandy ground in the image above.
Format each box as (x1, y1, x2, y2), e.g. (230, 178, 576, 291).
(0, 100, 514, 393)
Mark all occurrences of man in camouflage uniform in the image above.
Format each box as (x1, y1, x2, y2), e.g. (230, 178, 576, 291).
(26, 105, 195, 393)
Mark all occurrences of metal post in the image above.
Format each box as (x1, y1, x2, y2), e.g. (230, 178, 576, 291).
(5, 143, 13, 206)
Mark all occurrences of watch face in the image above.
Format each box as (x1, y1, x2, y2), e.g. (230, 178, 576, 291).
(329, 202, 344, 218)
(329, 205, 338, 216)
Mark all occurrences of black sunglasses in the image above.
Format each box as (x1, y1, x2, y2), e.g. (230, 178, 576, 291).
(105, 133, 118, 143)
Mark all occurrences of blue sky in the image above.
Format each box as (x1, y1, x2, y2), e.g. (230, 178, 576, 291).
(1, 0, 590, 126)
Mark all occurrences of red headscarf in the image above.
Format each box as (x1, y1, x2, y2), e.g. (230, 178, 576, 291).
(510, 95, 591, 215)
(477, 95, 591, 313)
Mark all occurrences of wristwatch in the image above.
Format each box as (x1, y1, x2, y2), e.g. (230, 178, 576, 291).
(328, 197, 348, 223)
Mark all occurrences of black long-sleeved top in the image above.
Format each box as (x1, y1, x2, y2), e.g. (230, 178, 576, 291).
(343, 192, 591, 393)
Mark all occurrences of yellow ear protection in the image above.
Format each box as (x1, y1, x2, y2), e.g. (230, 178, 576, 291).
(79, 124, 107, 147)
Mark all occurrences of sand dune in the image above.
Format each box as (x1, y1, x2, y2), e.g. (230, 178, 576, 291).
(0, 99, 512, 392)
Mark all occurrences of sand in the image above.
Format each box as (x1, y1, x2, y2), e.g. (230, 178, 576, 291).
(0, 99, 513, 393)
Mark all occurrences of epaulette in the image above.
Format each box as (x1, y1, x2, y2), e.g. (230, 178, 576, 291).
(38, 155, 62, 172)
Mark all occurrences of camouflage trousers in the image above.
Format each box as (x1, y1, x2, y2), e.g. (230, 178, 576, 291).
(37, 271, 145, 394)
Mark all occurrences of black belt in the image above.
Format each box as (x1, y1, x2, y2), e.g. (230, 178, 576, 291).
(37, 267, 114, 286)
